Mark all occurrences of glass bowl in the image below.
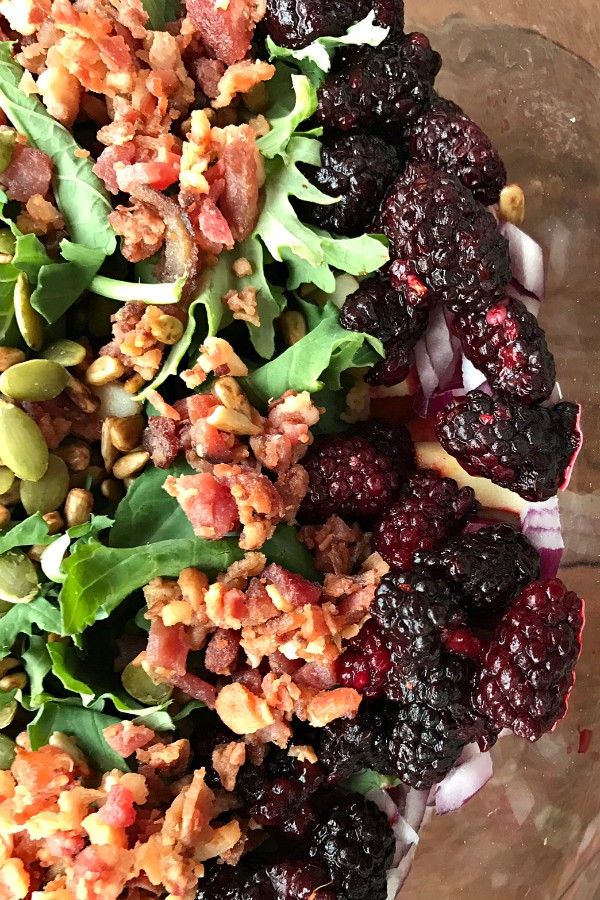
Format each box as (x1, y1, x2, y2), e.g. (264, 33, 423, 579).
(401, 4, 600, 898)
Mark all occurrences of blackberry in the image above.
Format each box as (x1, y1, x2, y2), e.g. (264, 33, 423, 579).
(384, 654, 492, 789)
(235, 753, 325, 836)
(475, 579, 584, 741)
(340, 271, 429, 386)
(373, 469, 479, 569)
(300, 433, 400, 521)
(316, 33, 441, 132)
(337, 619, 393, 698)
(435, 391, 582, 502)
(300, 132, 403, 237)
(408, 97, 507, 204)
(354, 418, 416, 479)
(382, 163, 512, 314)
(452, 296, 556, 404)
(373, 569, 465, 684)
(266, 860, 336, 900)
(316, 700, 396, 780)
(264, 0, 404, 48)
(416, 524, 541, 617)
(196, 863, 275, 900)
(309, 793, 395, 899)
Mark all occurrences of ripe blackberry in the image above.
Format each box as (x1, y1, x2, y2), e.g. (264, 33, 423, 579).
(373, 569, 465, 686)
(235, 753, 325, 836)
(340, 271, 429, 386)
(416, 524, 541, 617)
(337, 619, 393, 698)
(309, 793, 395, 900)
(373, 469, 479, 569)
(316, 700, 396, 781)
(316, 33, 441, 132)
(264, 0, 404, 48)
(384, 654, 492, 789)
(435, 391, 582, 502)
(300, 433, 400, 521)
(452, 295, 556, 404)
(382, 163, 512, 313)
(300, 132, 403, 237)
(475, 579, 584, 741)
(196, 863, 275, 900)
(266, 860, 336, 900)
(354, 418, 415, 479)
(408, 97, 507, 204)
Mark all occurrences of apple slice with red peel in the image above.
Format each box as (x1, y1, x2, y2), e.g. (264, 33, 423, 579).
(369, 368, 420, 422)
(414, 441, 528, 516)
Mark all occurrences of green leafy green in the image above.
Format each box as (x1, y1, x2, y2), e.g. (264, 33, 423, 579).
(32, 242, 105, 324)
(0, 596, 62, 659)
(142, 0, 181, 29)
(22, 635, 52, 706)
(257, 67, 318, 160)
(89, 273, 186, 306)
(0, 259, 19, 343)
(0, 45, 116, 255)
(244, 300, 383, 404)
(342, 769, 401, 795)
(29, 701, 129, 771)
(255, 136, 388, 293)
(0, 512, 53, 553)
(266, 12, 389, 87)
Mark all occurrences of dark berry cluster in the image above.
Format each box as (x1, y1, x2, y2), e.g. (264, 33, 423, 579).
(264, 0, 404, 49)
(435, 390, 582, 502)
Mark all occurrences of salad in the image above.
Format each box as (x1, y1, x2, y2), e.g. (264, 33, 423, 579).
(0, 0, 585, 898)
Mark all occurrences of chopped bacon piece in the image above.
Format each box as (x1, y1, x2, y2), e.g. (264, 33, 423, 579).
(115, 159, 181, 194)
(214, 124, 264, 242)
(191, 57, 226, 98)
(213, 59, 275, 109)
(103, 722, 155, 758)
(99, 785, 137, 829)
(205, 628, 240, 675)
(293, 661, 338, 690)
(262, 564, 322, 608)
(45, 830, 86, 858)
(163, 472, 239, 539)
(169, 672, 217, 708)
(215, 682, 274, 734)
(212, 742, 246, 791)
(250, 391, 321, 474)
(0, 0, 52, 36)
(212, 464, 286, 550)
(68, 845, 132, 900)
(109, 201, 166, 264)
(306, 688, 362, 727)
(146, 619, 190, 677)
(11, 746, 74, 801)
(0, 144, 53, 203)
(94, 145, 136, 195)
(185, 0, 265, 65)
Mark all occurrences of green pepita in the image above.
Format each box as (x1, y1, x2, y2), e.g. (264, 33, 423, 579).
(0, 734, 16, 770)
(122, 662, 173, 706)
(42, 339, 87, 368)
(0, 128, 16, 175)
(0, 400, 49, 482)
(0, 229, 16, 256)
(0, 549, 39, 603)
(14, 273, 44, 351)
(0, 700, 17, 729)
(0, 359, 70, 402)
(0, 467, 14, 495)
(20, 454, 69, 515)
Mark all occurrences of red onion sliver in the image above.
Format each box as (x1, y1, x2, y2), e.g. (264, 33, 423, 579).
(461, 354, 488, 392)
(434, 745, 494, 815)
(500, 221, 545, 299)
(520, 497, 564, 579)
(506, 280, 541, 317)
(414, 336, 439, 399)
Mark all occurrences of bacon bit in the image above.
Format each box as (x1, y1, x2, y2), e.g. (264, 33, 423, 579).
(222, 286, 260, 327)
(213, 464, 286, 550)
(215, 683, 274, 734)
(0, 144, 53, 203)
(276, 464, 310, 523)
(215, 124, 264, 242)
(146, 389, 181, 421)
(185, 0, 266, 65)
(293, 661, 338, 691)
(217, 552, 266, 591)
(136, 740, 191, 778)
(306, 688, 362, 727)
(299, 516, 369, 576)
(74, 148, 90, 158)
(288, 745, 318, 764)
(0, 0, 52, 36)
(103, 722, 155, 758)
(205, 628, 240, 675)
(212, 742, 246, 791)
(183, 337, 249, 389)
(45, 830, 86, 859)
(11, 746, 75, 803)
(212, 59, 275, 109)
(262, 564, 322, 608)
(109, 202, 166, 264)
(146, 619, 190, 677)
(205, 583, 247, 629)
(68, 844, 132, 900)
(0, 858, 29, 900)
(578, 728, 593, 754)
(168, 672, 217, 708)
(232, 257, 253, 278)
(81, 811, 128, 849)
(17, 194, 64, 237)
(250, 391, 321, 474)
(163, 472, 239, 540)
(191, 57, 226, 99)
(178, 567, 209, 612)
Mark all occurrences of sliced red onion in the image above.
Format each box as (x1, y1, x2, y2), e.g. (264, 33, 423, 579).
(434, 745, 493, 815)
(425, 304, 456, 382)
(506, 280, 541, 318)
(414, 336, 439, 399)
(520, 497, 564, 579)
(461, 354, 488, 392)
(426, 389, 465, 417)
(500, 222, 545, 299)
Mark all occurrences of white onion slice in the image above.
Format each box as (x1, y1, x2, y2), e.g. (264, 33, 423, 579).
(95, 382, 141, 418)
(501, 221, 545, 299)
(434, 745, 494, 815)
(461, 354, 487, 393)
(40, 533, 71, 584)
(520, 497, 564, 579)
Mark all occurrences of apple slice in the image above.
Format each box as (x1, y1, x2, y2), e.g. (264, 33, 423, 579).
(414, 441, 527, 516)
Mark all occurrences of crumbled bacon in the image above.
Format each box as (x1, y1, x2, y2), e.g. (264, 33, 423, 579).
(0, 143, 52, 203)
(213, 464, 286, 550)
(22, 395, 102, 446)
(143, 416, 183, 469)
(103, 723, 155, 758)
(109, 202, 166, 264)
(98, 786, 137, 829)
(250, 391, 321, 474)
(222, 286, 260, 327)
(212, 742, 246, 791)
(16, 194, 64, 236)
(0, 0, 52, 36)
(212, 59, 275, 109)
(214, 124, 264, 242)
(276, 464, 310, 523)
(185, 0, 266, 65)
(299, 516, 370, 576)
(191, 57, 226, 99)
(205, 628, 240, 675)
(168, 672, 218, 708)
(181, 337, 248, 389)
(135, 740, 191, 778)
(261, 563, 322, 609)
(163, 472, 240, 539)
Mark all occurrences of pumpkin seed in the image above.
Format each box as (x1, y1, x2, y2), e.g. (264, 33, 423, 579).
(41, 339, 87, 368)
(0, 128, 16, 175)
(0, 549, 39, 603)
(121, 662, 173, 706)
(0, 359, 70, 402)
(0, 700, 17, 729)
(0, 734, 16, 770)
(0, 229, 16, 256)
(20, 454, 69, 515)
(0, 467, 14, 495)
(14, 273, 44, 351)
(0, 400, 49, 482)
